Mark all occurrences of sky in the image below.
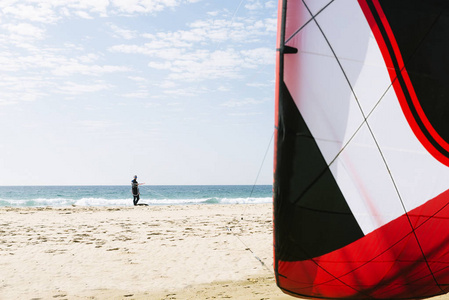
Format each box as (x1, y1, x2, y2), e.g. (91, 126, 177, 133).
(0, 0, 277, 186)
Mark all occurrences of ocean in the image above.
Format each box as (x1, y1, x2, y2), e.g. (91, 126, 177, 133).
(0, 185, 272, 207)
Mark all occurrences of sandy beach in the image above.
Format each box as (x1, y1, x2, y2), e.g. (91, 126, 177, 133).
(1, 203, 448, 300)
(0, 204, 289, 299)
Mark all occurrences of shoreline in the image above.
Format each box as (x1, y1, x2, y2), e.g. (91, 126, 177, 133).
(0, 185, 272, 207)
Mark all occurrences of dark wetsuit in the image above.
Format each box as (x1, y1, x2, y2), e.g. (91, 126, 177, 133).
(131, 179, 140, 205)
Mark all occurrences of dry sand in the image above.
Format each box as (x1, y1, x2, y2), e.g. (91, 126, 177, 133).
(0, 204, 289, 299)
(0, 204, 448, 300)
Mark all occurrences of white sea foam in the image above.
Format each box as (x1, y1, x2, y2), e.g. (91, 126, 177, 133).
(74, 198, 129, 206)
(0, 196, 272, 207)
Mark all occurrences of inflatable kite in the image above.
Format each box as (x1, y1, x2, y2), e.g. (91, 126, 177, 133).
(273, 0, 449, 298)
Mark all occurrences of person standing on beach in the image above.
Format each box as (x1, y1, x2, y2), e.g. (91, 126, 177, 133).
(131, 175, 144, 206)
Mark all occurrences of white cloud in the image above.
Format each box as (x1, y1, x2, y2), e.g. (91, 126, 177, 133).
(245, 0, 264, 11)
(52, 61, 131, 76)
(70, 0, 110, 15)
(127, 76, 149, 89)
(263, 17, 277, 32)
(160, 80, 176, 89)
(245, 0, 276, 11)
(109, 15, 276, 83)
(156, 30, 200, 45)
(148, 61, 172, 70)
(265, 1, 276, 9)
(0, 75, 51, 103)
(217, 85, 230, 92)
(228, 111, 263, 117)
(128, 76, 147, 82)
(221, 98, 265, 107)
(165, 49, 244, 81)
(115, 45, 272, 82)
(63, 43, 85, 51)
(246, 82, 271, 88)
(162, 86, 202, 97)
(58, 81, 113, 95)
(241, 47, 275, 67)
(108, 23, 138, 40)
(2, 23, 46, 45)
(0, 91, 44, 103)
(1, 3, 60, 23)
(122, 91, 150, 98)
(0, 0, 191, 25)
(3, 23, 45, 39)
(0, 51, 22, 72)
(115, 16, 276, 54)
(207, 11, 219, 17)
(111, 0, 180, 14)
(0, 47, 129, 77)
(73, 10, 93, 19)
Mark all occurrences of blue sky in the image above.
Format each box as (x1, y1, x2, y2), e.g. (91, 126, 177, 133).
(0, 0, 277, 186)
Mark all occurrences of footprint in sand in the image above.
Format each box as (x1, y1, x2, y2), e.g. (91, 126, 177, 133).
(52, 294, 67, 298)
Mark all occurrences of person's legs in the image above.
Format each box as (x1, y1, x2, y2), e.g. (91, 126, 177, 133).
(133, 195, 140, 205)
